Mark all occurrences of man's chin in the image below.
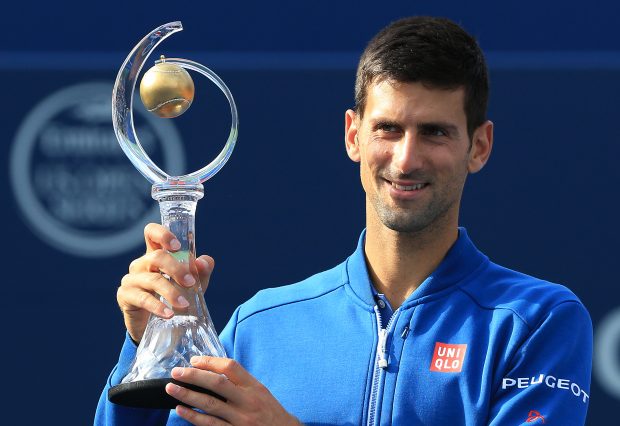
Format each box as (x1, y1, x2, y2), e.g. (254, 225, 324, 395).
(378, 214, 429, 234)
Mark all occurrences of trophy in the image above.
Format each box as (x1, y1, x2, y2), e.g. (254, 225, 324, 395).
(107, 22, 238, 409)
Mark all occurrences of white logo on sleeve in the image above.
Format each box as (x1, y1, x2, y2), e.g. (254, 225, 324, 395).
(502, 374, 589, 403)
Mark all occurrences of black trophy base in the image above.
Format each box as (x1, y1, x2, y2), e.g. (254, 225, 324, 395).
(108, 378, 225, 409)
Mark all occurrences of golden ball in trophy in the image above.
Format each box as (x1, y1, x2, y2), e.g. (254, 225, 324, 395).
(140, 56, 195, 118)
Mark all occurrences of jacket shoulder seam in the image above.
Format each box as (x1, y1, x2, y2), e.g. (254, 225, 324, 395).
(237, 282, 346, 325)
(457, 286, 532, 330)
(457, 286, 582, 330)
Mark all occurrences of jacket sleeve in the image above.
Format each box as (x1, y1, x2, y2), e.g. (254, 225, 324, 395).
(94, 333, 172, 426)
(219, 305, 241, 358)
(487, 301, 593, 425)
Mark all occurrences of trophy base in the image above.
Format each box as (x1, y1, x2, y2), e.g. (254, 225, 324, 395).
(108, 378, 225, 409)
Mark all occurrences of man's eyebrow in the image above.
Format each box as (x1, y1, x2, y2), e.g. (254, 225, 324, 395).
(417, 121, 460, 136)
(370, 118, 401, 126)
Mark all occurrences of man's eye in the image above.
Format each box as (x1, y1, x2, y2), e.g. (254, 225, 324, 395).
(377, 123, 400, 133)
(421, 127, 448, 137)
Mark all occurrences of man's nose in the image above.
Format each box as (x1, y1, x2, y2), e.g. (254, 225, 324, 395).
(393, 133, 423, 174)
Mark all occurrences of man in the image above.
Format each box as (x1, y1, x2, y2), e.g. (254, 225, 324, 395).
(96, 16, 592, 425)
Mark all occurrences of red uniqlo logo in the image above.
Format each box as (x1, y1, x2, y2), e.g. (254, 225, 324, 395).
(430, 342, 467, 373)
(526, 410, 546, 423)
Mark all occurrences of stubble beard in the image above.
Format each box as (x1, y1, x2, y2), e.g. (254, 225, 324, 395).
(369, 180, 462, 235)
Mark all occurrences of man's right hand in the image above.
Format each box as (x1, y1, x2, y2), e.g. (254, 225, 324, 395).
(117, 223, 215, 343)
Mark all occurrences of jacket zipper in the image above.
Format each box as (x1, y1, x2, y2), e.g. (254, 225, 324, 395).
(367, 306, 400, 426)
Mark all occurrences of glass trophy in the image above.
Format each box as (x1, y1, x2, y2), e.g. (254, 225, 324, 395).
(107, 22, 238, 409)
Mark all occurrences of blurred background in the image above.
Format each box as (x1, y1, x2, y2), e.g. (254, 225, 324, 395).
(3, 1, 619, 424)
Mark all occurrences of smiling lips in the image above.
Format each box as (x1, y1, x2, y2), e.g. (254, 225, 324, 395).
(391, 182, 426, 191)
(387, 180, 429, 199)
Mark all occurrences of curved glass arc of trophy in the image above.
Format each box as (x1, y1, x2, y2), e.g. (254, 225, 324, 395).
(111, 22, 238, 185)
(108, 22, 237, 409)
(112, 21, 180, 184)
(161, 58, 238, 184)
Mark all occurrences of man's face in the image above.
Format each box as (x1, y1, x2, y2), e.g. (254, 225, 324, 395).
(345, 80, 492, 234)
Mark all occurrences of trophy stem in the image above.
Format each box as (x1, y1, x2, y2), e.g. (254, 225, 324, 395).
(109, 181, 226, 408)
(152, 183, 207, 320)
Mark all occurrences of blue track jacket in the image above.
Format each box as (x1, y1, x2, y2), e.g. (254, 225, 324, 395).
(95, 229, 592, 425)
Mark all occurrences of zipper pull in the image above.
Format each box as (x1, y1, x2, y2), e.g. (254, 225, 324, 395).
(401, 326, 410, 339)
(378, 328, 389, 369)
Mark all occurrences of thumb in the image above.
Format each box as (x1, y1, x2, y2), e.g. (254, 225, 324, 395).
(196, 255, 215, 291)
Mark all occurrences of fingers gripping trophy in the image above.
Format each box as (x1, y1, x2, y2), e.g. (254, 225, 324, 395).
(108, 22, 238, 409)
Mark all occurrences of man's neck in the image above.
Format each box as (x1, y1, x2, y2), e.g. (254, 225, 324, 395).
(364, 210, 459, 310)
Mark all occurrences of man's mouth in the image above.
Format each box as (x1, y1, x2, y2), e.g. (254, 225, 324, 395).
(390, 182, 428, 191)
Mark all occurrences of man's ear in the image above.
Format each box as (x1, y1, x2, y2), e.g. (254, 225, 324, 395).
(468, 120, 494, 173)
(345, 109, 361, 162)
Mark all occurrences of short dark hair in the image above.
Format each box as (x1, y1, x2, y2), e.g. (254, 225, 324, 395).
(355, 16, 489, 138)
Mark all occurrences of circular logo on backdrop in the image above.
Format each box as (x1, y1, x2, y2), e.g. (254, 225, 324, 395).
(594, 307, 620, 400)
(10, 82, 186, 257)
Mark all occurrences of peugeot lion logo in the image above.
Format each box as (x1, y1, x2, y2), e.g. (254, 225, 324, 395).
(10, 82, 186, 257)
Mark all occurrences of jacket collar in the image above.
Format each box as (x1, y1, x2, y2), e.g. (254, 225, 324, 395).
(345, 227, 488, 309)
